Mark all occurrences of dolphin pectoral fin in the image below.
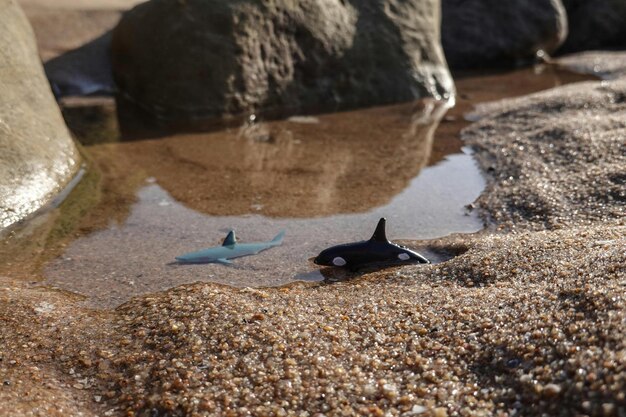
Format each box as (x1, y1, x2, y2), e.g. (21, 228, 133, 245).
(215, 258, 233, 265)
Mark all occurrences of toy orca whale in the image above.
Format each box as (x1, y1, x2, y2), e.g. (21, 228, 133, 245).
(313, 218, 429, 270)
(176, 230, 285, 265)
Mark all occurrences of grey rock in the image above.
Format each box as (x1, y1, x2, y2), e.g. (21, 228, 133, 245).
(442, 0, 568, 68)
(559, 0, 626, 53)
(0, 0, 80, 231)
(111, 0, 454, 128)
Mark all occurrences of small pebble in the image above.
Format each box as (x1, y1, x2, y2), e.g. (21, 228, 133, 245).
(543, 383, 561, 397)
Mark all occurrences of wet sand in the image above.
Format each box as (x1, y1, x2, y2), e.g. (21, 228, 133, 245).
(466, 78, 626, 231)
(1, 228, 623, 416)
(19, 1, 126, 62)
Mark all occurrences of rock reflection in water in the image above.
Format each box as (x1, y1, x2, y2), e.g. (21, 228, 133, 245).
(113, 100, 450, 218)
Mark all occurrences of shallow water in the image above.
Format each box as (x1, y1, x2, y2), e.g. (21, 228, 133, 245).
(4, 64, 595, 308)
(43, 97, 487, 307)
(44, 147, 483, 307)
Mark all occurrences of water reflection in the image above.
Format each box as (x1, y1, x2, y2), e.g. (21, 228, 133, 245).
(100, 99, 451, 218)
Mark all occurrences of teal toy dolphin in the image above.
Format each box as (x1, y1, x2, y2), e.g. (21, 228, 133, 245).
(175, 230, 285, 265)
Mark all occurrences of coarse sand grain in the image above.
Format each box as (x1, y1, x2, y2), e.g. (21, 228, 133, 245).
(1, 224, 623, 416)
(465, 78, 625, 231)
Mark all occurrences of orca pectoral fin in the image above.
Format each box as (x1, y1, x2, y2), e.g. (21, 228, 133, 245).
(215, 258, 233, 265)
(417, 254, 430, 264)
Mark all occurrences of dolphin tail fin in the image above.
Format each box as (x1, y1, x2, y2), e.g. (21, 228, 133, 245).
(370, 218, 389, 242)
(222, 230, 236, 246)
(271, 230, 286, 245)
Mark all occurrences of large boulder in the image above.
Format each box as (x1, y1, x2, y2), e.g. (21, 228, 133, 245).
(0, 0, 80, 231)
(442, 0, 568, 68)
(111, 0, 454, 128)
(559, 0, 626, 53)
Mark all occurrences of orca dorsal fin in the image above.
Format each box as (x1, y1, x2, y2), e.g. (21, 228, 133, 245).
(222, 230, 236, 246)
(370, 218, 388, 242)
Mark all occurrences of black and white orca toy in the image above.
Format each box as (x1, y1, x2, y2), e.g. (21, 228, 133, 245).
(314, 218, 429, 270)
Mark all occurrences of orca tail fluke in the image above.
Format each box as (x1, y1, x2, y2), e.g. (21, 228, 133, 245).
(271, 230, 286, 245)
(370, 218, 388, 242)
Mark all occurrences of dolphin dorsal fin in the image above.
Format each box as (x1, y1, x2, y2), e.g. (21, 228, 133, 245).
(370, 218, 388, 242)
(222, 230, 236, 246)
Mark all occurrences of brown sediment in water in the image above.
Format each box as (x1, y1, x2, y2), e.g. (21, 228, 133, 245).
(0, 136, 143, 280)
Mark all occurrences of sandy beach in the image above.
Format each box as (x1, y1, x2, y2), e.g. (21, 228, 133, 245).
(0, 1, 625, 415)
(1, 55, 624, 415)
